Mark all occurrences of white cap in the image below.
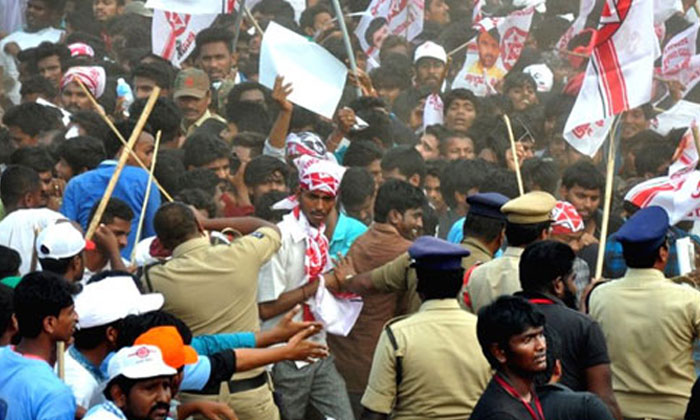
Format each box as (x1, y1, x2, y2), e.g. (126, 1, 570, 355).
(414, 41, 447, 64)
(75, 276, 164, 329)
(36, 222, 89, 259)
(107, 345, 177, 382)
(523, 64, 554, 93)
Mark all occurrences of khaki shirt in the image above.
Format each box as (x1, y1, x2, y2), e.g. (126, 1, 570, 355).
(361, 299, 491, 419)
(143, 227, 280, 377)
(457, 237, 494, 310)
(369, 241, 481, 312)
(182, 109, 227, 137)
(589, 268, 700, 419)
(464, 246, 523, 314)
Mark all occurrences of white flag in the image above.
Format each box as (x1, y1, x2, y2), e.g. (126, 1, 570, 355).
(422, 93, 444, 129)
(563, 0, 659, 157)
(152, 10, 217, 67)
(259, 22, 347, 119)
(650, 100, 700, 136)
(355, 0, 425, 61)
(555, 0, 596, 53)
(145, 0, 235, 14)
(661, 23, 700, 98)
(451, 7, 535, 97)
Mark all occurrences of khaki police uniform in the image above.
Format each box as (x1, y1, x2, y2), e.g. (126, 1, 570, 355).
(590, 268, 700, 419)
(457, 237, 494, 310)
(143, 227, 281, 420)
(361, 299, 491, 419)
(463, 191, 556, 314)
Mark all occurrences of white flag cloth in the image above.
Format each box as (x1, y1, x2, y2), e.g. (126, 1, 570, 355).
(145, 0, 235, 14)
(259, 22, 347, 119)
(625, 123, 700, 223)
(660, 23, 700, 98)
(451, 7, 535, 97)
(422, 93, 444, 129)
(152, 11, 217, 67)
(563, 0, 659, 157)
(310, 277, 363, 337)
(555, 0, 596, 53)
(355, 0, 424, 61)
(651, 100, 700, 136)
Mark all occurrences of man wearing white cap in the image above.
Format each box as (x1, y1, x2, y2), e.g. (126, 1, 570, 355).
(37, 221, 92, 284)
(82, 345, 176, 420)
(258, 155, 354, 420)
(413, 41, 447, 92)
(66, 275, 164, 411)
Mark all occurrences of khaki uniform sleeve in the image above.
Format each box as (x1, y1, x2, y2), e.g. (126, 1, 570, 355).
(229, 227, 281, 266)
(370, 252, 412, 293)
(361, 329, 400, 414)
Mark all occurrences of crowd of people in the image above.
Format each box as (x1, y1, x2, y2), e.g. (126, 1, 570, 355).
(2, 0, 700, 419)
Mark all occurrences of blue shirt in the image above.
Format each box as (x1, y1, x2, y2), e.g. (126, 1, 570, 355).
(190, 332, 256, 355)
(60, 160, 161, 259)
(0, 346, 76, 420)
(329, 213, 368, 257)
(447, 217, 466, 244)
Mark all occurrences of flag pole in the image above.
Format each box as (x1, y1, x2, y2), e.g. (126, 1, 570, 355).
(242, 5, 264, 36)
(594, 116, 620, 279)
(73, 78, 173, 202)
(231, 7, 245, 54)
(329, 0, 363, 97)
(503, 114, 524, 196)
(130, 130, 162, 263)
(691, 125, 700, 160)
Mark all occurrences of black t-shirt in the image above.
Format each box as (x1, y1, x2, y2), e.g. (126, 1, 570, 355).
(200, 350, 237, 394)
(470, 377, 543, 420)
(538, 383, 614, 420)
(516, 291, 610, 391)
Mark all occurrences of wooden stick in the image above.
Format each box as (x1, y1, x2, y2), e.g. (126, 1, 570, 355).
(130, 131, 162, 262)
(84, 87, 161, 241)
(595, 117, 620, 279)
(691, 125, 700, 163)
(503, 114, 524, 196)
(447, 39, 472, 57)
(57, 341, 65, 380)
(73, 78, 173, 202)
(558, 48, 589, 59)
(243, 5, 264, 35)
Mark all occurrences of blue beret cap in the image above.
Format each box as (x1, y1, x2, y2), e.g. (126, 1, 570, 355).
(408, 236, 470, 270)
(616, 206, 669, 251)
(467, 192, 509, 220)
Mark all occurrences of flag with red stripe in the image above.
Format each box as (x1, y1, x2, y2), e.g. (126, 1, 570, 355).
(563, 0, 659, 157)
(145, 0, 235, 14)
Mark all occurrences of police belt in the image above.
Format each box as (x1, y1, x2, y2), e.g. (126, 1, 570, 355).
(189, 372, 268, 395)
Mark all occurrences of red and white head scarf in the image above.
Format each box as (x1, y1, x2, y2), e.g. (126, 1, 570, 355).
(67, 42, 95, 58)
(60, 66, 106, 99)
(551, 201, 584, 235)
(286, 131, 329, 160)
(296, 155, 345, 197)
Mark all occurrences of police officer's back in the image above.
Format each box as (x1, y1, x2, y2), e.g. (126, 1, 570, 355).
(360, 237, 491, 420)
(590, 206, 700, 420)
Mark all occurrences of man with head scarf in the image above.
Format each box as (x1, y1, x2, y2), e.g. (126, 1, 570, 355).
(257, 155, 355, 420)
(59, 66, 106, 113)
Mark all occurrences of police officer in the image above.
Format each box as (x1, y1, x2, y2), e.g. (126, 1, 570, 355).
(465, 191, 556, 313)
(333, 192, 509, 309)
(589, 206, 700, 420)
(360, 236, 491, 420)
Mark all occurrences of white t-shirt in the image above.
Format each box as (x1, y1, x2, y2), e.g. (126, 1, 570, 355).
(0, 26, 63, 103)
(0, 208, 64, 275)
(63, 347, 105, 410)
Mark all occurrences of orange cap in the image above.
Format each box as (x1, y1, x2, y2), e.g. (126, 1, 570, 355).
(134, 326, 198, 369)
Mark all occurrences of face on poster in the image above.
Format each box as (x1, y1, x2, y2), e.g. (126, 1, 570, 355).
(355, 0, 425, 61)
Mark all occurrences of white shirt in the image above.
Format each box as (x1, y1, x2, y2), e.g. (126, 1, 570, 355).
(257, 214, 331, 345)
(0, 26, 63, 103)
(63, 348, 105, 409)
(0, 208, 64, 275)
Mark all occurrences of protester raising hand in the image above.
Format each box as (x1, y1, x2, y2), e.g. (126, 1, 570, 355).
(269, 75, 294, 151)
(348, 68, 377, 97)
(326, 107, 357, 153)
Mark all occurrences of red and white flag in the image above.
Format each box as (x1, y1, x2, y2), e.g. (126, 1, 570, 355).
(423, 93, 444, 129)
(555, 0, 596, 53)
(660, 22, 700, 98)
(145, 0, 235, 14)
(355, 0, 424, 62)
(152, 11, 217, 67)
(563, 0, 659, 157)
(451, 7, 535, 97)
(625, 123, 700, 223)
